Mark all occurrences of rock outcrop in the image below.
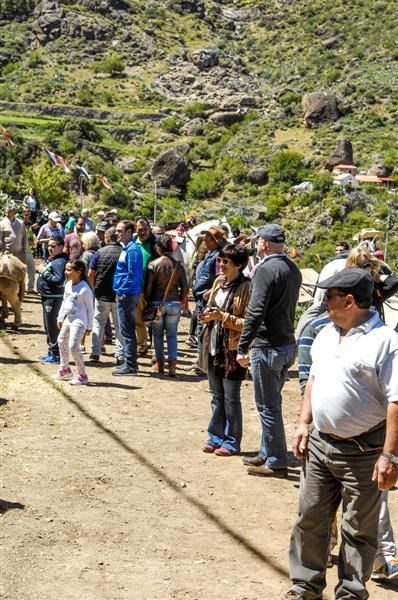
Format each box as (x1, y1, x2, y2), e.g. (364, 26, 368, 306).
(191, 47, 220, 70)
(368, 155, 391, 177)
(324, 137, 354, 171)
(209, 111, 244, 127)
(302, 91, 340, 128)
(247, 168, 268, 185)
(151, 148, 190, 187)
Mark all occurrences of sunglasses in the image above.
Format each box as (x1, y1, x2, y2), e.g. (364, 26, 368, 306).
(217, 257, 232, 265)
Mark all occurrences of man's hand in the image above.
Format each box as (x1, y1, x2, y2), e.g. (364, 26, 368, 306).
(237, 353, 250, 368)
(372, 455, 398, 490)
(116, 295, 125, 302)
(293, 423, 310, 459)
(57, 321, 63, 330)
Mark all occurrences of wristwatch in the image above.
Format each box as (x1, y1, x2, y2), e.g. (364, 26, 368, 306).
(382, 451, 398, 465)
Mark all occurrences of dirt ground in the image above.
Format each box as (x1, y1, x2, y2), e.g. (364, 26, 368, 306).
(1, 294, 397, 600)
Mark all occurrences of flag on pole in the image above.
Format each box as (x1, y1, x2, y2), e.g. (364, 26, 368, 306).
(1, 127, 14, 146)
(57, 154, 71, 174)
(78, 165, 92, 181)
(45, 147, 58, 166)
(96, 174, 113, 191)
(44, 148, 71, 173)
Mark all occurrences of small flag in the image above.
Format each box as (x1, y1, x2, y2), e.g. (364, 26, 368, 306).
(78, 165, 92, 181)
(56, 154, 71, 174)
(45, 147, 58, 166)
(44, 148, 71, 173)
(1, 127, 14, 146)
(96, 174, 113, 191)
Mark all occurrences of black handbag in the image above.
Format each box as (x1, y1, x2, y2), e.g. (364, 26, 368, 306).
(142, 263, 178, 323)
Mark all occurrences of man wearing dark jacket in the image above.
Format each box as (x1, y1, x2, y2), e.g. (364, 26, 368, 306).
(37, 236, 68, 363)
(237, 224, 302, 478)
(88, 227, 123, 363)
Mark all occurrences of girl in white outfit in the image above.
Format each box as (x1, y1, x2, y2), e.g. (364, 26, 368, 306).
(53, 259, 94, 385)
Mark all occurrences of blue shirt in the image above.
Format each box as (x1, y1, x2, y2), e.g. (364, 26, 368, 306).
(113, 240, 143, 297)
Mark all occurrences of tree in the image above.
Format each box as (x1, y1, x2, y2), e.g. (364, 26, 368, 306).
(19, 161, 70, 208)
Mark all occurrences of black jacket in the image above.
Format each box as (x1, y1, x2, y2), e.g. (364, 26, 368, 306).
(91, 242, 122, 302)
(238, 255, 302, 353)
(37, 252, 68, 298)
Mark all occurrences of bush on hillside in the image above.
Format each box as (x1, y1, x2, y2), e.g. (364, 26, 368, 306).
(187, 169, 223, 199)
(268, 150, 309, 185)
(160, 117, 181, 134)
(184, 103, 207, 118)
(92, 54, 125, 76)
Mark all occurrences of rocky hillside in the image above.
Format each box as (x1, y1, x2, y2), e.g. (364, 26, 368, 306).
(1, 0, 398, 265)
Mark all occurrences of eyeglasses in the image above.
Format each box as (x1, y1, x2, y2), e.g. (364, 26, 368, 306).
(217, 257, 232, 265)
(359, 262, 372, 270)
(324, 290, 348, 301)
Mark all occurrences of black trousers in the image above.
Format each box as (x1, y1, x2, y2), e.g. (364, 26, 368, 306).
(42, 297, 63, 356)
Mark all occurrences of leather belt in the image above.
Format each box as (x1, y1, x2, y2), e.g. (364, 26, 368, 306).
(325, 420, 386, 441)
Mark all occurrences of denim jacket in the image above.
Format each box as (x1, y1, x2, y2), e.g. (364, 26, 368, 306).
(192, 249, 219, 300)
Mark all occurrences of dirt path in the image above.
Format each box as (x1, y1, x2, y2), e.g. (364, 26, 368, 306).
(1, 295, 397, 599)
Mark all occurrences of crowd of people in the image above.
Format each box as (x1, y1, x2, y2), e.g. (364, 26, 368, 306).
(0, 198, 397, 597)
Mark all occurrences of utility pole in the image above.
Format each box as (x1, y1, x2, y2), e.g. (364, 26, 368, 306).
(384, 212, 393, 260)
(153, 180, 158, 224)
(79, 175, 83, 210)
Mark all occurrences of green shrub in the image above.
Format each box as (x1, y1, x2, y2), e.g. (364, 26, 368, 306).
(269, 151, 308, 185)
(184, 103, 207, 118)
(92, 54, 125, 75)
(160, 117, 181, 134)
(2, 61, 21, 75)
(187, 169, 223, 199)
(76, 86, 93, 107)
(27, 49, 42, 68)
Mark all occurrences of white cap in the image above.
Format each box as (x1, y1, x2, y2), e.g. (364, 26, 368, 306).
(48, 211, 61, 222)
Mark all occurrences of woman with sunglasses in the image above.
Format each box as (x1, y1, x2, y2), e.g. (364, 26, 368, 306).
(198, 243, 250, 456)
(346, 246, 398, 321)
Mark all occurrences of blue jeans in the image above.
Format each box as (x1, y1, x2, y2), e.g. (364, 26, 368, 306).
(251, 344, 296, 469)
(116, 293, 140, 370)
(151, 301, 181, 361)
(207, 362, 243, 453)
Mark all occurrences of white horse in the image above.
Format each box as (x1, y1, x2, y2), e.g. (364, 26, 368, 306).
(169, 218, 233, 284)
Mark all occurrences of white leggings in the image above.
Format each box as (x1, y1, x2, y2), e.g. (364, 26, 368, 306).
(58, 319, 86, 375)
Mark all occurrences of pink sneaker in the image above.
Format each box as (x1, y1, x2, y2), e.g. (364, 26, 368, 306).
(52, 367, 73, 381)
(70, 374, 89, 386)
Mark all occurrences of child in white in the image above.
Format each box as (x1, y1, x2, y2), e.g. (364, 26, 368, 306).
(53, 259, 94, 385)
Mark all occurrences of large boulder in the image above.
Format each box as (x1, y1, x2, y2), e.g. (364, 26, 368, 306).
(324, 137, 354, 171)
(151, 148, 190, 187)
(247, 168, 268, 185)
(30, 0, 65, 47)
(368, 155, 391, 177)
(180, 118, 205, 136)
(209, 110, 244, 127)
(302, 91, 340, 128)
(191, 47, 220, 70)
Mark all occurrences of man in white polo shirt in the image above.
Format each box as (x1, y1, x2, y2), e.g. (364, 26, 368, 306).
(286, 268, 398, 600)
